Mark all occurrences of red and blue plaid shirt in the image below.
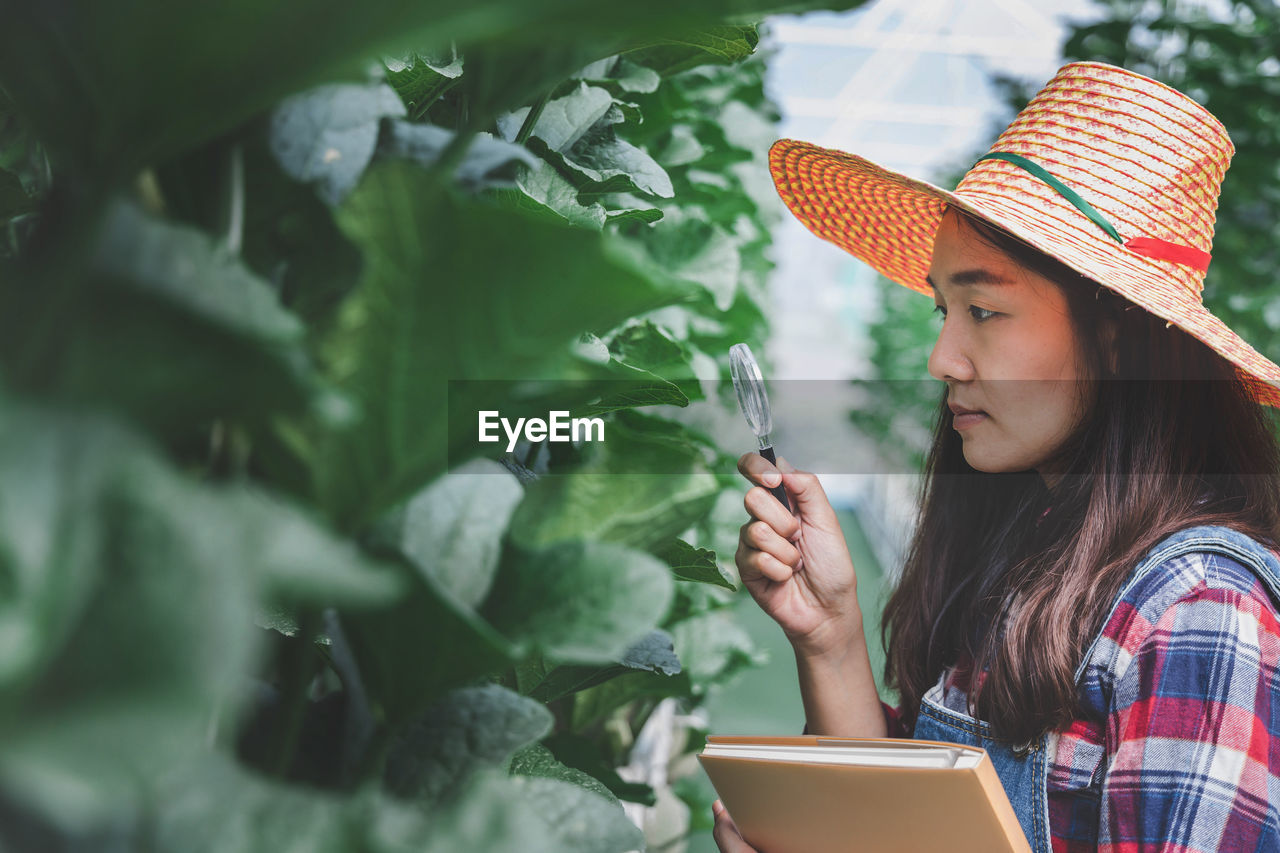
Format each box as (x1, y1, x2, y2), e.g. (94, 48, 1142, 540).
(880, 549, 1280, 851)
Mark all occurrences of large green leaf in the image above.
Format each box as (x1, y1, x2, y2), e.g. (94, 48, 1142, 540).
(147, 754, 555, 853)
(0, 199, 319, 437)
(234, 489, 406, 609)
(507, 411, 721, 552)
(0, 405, 259, 828)
(511, 775, 645, 853)
(379, 122, 538, 190)
(493, 159, 608, 230)
(496, 83, 613, 151)
(608, 319, 706, 402)
(0, 1, 864, 180)
(384, 49, 464, 120)
(268, 83, 406, 205)
(316, 160, 683, 528)
(90, 201, 303, 344)
(513, 628, 681, 703)
(482, 540, 674, 664)
(399, 458, 523, 610)
(625, 25, 762, 76)
(383, 684, 552, 803)
(507, 743, 616, 803)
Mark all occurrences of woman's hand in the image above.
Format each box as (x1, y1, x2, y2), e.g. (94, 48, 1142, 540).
(735, 452, 863, 658)
(712, 800, 759, 852)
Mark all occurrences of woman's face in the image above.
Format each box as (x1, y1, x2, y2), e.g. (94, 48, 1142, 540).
(926, 212, 1093, 485)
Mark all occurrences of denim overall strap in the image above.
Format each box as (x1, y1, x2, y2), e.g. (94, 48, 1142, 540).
(914, 689, 1052, 853)
(1073, 523, 1280, 684)
(913, 524, 1280, 853)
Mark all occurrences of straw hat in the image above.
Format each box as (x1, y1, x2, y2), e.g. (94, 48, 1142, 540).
(769, 60, 1280, 408)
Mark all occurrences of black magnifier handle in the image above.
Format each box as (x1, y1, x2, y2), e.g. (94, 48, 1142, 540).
(758, 445, 793, 513)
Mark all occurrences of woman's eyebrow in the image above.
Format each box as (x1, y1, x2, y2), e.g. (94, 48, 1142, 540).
(926, 269, 1016, 291)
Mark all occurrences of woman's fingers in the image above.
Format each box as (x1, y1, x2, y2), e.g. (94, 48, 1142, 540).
(737, 521, 801, 582)
(745, 485, 801, 541)
(736, 539, 797, 584)
(712, 800, 758, 852)
(741, 516, 802, 567)
(737, 451, 782, 489)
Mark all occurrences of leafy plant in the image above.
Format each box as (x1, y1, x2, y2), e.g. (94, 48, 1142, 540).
(0, 0, 869, 849)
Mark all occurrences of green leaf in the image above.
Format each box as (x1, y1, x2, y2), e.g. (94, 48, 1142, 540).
(482, 540, 674, 664)
(0, 405, 259, 828)
(1, 197, 320, 438)
(379, 121, 539, 190)
(150, 755, 358, 852)
(507, 412, 720, 552)
(268, 82, 406, 205)
(608, 318, 705, 402)
(657, 538, 735, 590)
(571, 669, 692, 731)
(576, 56, 661, 94)
(625, 25, 761, 76)
(147, 754, 552, 853)
(507, 743, 616, 803)
(411, 769, 558, 853)
(384, 49, 463, 119)
(669, 608, 763, 685)
(383, 684, 552, 803)
(234, 489, 406, 609)
(606, 205, 664, 225)
(317, 161, 680, 528)
(497, 159, 607, 230)
(610, 58, 662, 94)
(567, 120, 674, 199)
(543, 732, 656, 804)
(400, 458, 523, 610)
(655, 125, 707, 168)
(634, 208, 740, 310)
(496, 83, 613, 152)
(513, 628, 681, 703)
(91, 201, 303, 344)
(510, 775, 645, 853)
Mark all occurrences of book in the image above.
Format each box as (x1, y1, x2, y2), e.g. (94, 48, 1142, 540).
(697, 734, 1031, 853)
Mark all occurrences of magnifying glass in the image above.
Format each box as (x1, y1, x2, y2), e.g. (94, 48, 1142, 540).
(729, 343, 792, 513)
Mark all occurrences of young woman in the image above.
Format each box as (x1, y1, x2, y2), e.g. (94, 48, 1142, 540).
(715, 62, 1280, 852)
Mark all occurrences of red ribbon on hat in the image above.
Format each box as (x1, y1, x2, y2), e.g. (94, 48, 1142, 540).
(976, 153, 1212, 273)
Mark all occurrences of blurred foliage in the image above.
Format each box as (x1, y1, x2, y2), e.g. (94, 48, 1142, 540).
(855, 0, 1280, 472)
(0, 0, 872, 850)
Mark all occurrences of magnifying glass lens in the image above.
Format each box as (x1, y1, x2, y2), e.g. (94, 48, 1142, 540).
(729, 343, 772, 438)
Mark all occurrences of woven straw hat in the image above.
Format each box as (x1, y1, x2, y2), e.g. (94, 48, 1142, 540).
(769, 60, 1280, 409)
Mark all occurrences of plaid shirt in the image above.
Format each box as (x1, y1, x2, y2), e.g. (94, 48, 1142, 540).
(881, 549, 1280, 851)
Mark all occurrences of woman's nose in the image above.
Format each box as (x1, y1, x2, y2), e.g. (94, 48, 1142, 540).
(926, 318, 975, 383)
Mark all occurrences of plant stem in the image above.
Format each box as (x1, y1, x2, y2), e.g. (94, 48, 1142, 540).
(225, 143, 244, 255)
(268, 609, 322, 778)
(515, 91, 552, 145)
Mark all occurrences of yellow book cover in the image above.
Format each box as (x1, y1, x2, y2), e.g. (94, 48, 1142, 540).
(698, 734, 1031, 853)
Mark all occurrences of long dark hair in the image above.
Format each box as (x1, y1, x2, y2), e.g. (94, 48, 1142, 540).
(881, 208, 1280, 742)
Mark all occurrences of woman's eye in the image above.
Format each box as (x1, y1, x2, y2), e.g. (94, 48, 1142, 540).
(931, 304, 998, 323)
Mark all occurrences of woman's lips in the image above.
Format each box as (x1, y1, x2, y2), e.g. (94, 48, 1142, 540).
(953, 411, 988, 430)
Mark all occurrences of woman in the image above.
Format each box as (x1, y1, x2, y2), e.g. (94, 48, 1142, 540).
(714, 61, 1280, 852)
